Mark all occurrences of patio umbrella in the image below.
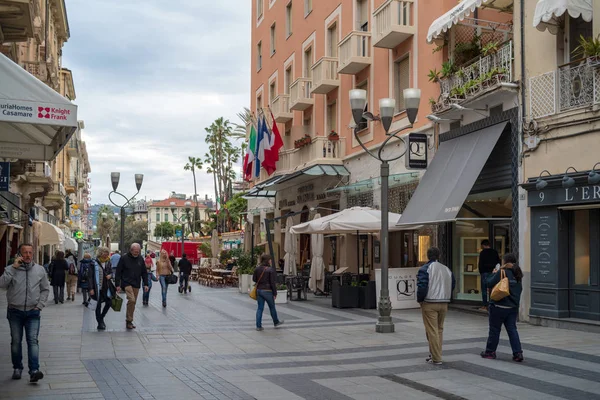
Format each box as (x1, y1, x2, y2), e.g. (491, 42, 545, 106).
(309, 214, 325, 293)
(283, 217, 297, 275)
(211, 229, 219, 266)
(289, 207, 407, 235)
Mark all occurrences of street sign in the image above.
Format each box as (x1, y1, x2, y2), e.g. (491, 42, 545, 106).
(176, 229, 182, 238)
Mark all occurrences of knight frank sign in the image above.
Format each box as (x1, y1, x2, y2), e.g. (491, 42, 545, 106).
(0, 101, 77, 126)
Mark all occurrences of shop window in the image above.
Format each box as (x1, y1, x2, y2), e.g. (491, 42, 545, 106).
(573, 210, 591, 285)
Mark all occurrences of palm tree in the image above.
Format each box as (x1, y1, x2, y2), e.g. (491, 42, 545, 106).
(184, 156, 203, 236)
(233, 107, 252, 139)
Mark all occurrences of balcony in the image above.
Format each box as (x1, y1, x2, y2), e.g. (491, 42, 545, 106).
(67, 138, 78, 157)
(272, 94, 293, 123)
(0, 0, 34, 42)
(373, 0, 415, 49)
(22, 61, 48, 81)
(43, 182, 66, 210)
(338, 31, 372, 75)
(529, 58, 600, 119)
(289, 77, 314, 111)
(13, 162, 52, 200)
(311, 57, 339, 94)
(65, 177, 77, 194)
(60, 68, 76, 101)
(431, 41, 513, 114)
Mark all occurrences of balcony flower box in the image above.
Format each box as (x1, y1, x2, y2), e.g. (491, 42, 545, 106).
(327, 131, 339, 141)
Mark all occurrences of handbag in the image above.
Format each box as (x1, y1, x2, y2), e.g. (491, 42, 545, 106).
(249, 268, 267, 301)
(166, 274, 178, 285)
(111, 294, 123, 312)
(490, 269, 510, 301)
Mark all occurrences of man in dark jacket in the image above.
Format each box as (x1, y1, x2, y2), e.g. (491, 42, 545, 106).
(478, 240, 501, 310)
(178, 253, 193, 293)
(115, 243, 148, 330)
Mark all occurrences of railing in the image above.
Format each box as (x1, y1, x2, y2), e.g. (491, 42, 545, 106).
(272, 94, 291, 116)
(311, 57, 339, 91)
(22, 61, 48, 81)
(290, 77, 312, 101)
(529, 57, 600, 119)
(25, 162, 51, 178)
(66, 177, 78, 188)
(373, 0, 414, 42)
(338, 31, 371, 72)
(50, 182, 66, 197)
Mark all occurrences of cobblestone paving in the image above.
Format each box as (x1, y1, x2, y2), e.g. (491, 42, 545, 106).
(1, 284, 600, 399)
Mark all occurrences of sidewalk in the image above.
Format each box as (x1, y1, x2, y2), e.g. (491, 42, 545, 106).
(1, 284, 599, 399)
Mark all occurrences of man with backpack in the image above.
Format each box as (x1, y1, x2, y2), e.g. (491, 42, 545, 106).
(65, 251, 78, 301)
(78, 254, 94, 307)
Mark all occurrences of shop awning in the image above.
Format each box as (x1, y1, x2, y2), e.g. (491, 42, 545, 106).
(396, 122, 508, 227)
(426, 0, 514, 43)
(269, 165, 350, 191)
(533, 0, 592, 33)
(39, 221, 65, 247)
(326, 172, 420, 194)
(64, 237, 77, 251)
(0, 52, 78, 161)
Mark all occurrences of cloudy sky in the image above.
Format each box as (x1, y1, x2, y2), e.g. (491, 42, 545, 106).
(63, 0, 250, 205)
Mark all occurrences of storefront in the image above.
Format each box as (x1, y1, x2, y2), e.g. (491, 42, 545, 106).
(524, 172, 600, 321)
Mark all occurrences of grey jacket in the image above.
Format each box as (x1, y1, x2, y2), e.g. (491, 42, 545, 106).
(0, 262, 50, 311)
(417, 261, 455, 303)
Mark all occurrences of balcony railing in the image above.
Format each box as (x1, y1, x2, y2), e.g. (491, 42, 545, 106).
(373, 0, 415, 49)
(289, 77, 314, 111)
(432, 41, 513, 113)
(22, 61, 48, 81)
(338, 31, 372, 75)
(67, 137, 78, 156)
(311, 57, 339, 94)
(529, 57, 600, 119)
(25, 162, 51, 178)
(272, 94, 293, 122)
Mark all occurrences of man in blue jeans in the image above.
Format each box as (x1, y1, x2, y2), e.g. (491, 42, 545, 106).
(0, 244, 49, 382)
(478, 240, 500, 311)
(253, 254, 284, 331)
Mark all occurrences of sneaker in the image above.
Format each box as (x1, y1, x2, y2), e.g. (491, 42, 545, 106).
(425, 355, 432, 362)
(162, 301, 166, 308)
(480, 351, 497, 359)
(97, 322, 106, 331)
(478, 306, 488, 311)
(274, 320, 284, 328)
(426, 359, 442, 365)
(256, 327, 264, 331)
(126, 322, 135, 330)
(29, 370, 44, 383)
(12, 369, 22, 380)
(188, 287, 191, 293)
(513, 352, 524, 362)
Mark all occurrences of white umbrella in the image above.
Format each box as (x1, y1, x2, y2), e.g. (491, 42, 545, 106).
(290, 207, 408, 235)
(283, 217, 297, 275)
(309, 214, 325, 293)
(211, 229, 219, 266)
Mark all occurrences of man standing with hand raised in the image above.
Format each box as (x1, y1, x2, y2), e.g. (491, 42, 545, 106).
(115, 243, 148, 330)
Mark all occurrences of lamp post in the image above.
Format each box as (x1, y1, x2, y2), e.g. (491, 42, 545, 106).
(349, 88, 421, 333)
(171, 201, 192, 258)
(108, 172, 143, 253)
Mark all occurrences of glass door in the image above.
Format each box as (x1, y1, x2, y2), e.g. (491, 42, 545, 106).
(491, 221, 511, 259)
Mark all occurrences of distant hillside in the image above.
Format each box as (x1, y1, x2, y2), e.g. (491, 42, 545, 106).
(89, 204, 119, 228)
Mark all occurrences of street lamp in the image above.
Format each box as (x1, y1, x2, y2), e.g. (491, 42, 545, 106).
(108, 172, 144, 253)
(349, 88, 421, 333)
(171, 201, 192, 258)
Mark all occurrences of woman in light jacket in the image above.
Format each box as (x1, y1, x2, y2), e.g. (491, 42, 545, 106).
(156, 249, 174, 308)
(88, 247, 114, 330)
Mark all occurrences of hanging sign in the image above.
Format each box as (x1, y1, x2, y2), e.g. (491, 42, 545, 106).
(405, 133, 428, 169)
(0, 162, 9, 191)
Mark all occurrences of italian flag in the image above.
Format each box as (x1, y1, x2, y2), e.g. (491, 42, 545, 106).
(243, 123, 257, 181)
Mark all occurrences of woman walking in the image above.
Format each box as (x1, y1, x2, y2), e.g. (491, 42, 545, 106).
(89, 247, 114, 330)
(142, 257, 158, 306)
(253, 254, 284, 331)
(156, 250, 173, 308)
(65, 250, 78, 301)
(78, 254, 94, 307)
(49, 251, 68, 304)
(481, 253, 524, 362)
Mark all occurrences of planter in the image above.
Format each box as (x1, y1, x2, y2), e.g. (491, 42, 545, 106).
(358, 281, 377, 309)
(331, 280, 359, 308)
(239, 274, 253, 294)
(275, 295, 288, 304)
(328, 135, 339, 141)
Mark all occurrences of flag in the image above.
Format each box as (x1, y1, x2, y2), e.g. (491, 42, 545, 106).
(262, 112, 284, 175)
(243, 122, 257, 181)
(254, 116, 265, 178)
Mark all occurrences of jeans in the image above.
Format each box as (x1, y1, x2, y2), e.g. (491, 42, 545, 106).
(256, 290, 280, 328)
(180, 273, 189, 291)
(95, 298, 111, 325)
(159, 276, 168, 303)
(142, 286, 151, 303)
(7, 308, 41, 374)
(53, 285, 64, 303)
(82, 289, 89, 304)
(480, 272, 490, 306)
(485, 305, 522, 355)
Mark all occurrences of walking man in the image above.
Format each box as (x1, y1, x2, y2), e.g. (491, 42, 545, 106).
(115, 243, 148, 330)
(0, 244, 49, 382)
(417, 247, 455, 365)
(178, 253, 192, 293)
(478, 240, 500, 311)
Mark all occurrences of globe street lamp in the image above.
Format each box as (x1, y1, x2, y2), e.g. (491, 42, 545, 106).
(349, 88, 421, 333)
(108, 172, 144, 253)
(171, 201, 192, 258)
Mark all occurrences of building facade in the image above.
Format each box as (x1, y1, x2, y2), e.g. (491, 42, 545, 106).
(147, 196, 209, 243)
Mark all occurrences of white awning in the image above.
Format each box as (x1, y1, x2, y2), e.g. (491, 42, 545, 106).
(64, 237, 78, 251)
(426, 0, 514, 43)
(39, 221, 65, 247)
(0, 52, 78, 161)
(533, 0, 593, 33)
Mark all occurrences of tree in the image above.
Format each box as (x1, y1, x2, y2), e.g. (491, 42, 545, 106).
(184, 156, 204, 236)
(154, 222, 175, 241)
(111, 219, 148, 251)
(233, 107, 251, 139)
(225, 193, 248, 231)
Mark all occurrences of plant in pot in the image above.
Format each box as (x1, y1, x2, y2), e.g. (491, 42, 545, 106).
(572, 34, 600, 65)
(427, 68, 441, 83)
(275, 284, 288, 303)
(481, 42, 499, 57)
(237, 252, 255, 294)
(303, 134, 312, 145)
(449, 86, 466, 101)
(328, 130, 339, 141)
(440, 61, 457, 80)
(428, 97, 438, 112)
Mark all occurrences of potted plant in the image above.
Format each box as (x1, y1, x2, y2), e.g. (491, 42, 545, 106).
(358, 280, 377, 309)
(331, 280, 360, 308)
(237, 252, 255, 294)
(482, 42, 499, 57)
(303, 134, 312, 146)
(427, 68, 440, 83)
(275, 284, 288, 304)
(328, 130, 339, 141)
(429, 97, 437, 112)
(572, 34, 600, 65)
(294, 139, 302, 149)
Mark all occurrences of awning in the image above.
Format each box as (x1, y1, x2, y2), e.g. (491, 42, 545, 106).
(268, 165, 350, 191)
(0, 52, 78, 161)
(533, 0, 592, 33)
(397, 122, 508, 226)
(39, 221, 65, 247)
(326, 172, 420, 194)
(64, 237, 78, 251)
(426, 0, 514, 43)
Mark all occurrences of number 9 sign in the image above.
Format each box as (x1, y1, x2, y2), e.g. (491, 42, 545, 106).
(539, 192, 544, 203)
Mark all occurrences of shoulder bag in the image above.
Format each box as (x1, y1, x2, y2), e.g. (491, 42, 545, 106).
(249, 268, 267, 301)
(490, 269, 510, 301)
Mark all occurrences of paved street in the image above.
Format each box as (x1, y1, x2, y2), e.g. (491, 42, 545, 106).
(1, 284, 600, 400)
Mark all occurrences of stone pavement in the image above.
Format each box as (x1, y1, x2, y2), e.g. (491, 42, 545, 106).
(1, 283, 600, 400)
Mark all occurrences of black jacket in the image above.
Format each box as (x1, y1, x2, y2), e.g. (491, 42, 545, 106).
(253, 265, 277, 297)
(88, 259, 113, 301)
(486, 266, 522, 309)
(115, 253, 148, 289)
(49, 259, 68, 287)
(478, 248, 501, 274)
(178, 258, 192, 275)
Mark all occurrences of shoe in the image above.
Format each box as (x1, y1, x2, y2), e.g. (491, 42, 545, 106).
(256, 327, 264, 331)
(274, 320, 284, 328)
(162, 301, 166, 308)
(178, 286, 183, 293)
(426, 359, 442, 365)
(188, 287, 191, 293)
(97, 322, 106, 330)
(59, 300, 64, 304)
(29, 370, 44, 383)
(12, 369, 22, 380)
(126, 322, 135, 330)
(425, 355, 432, 362)
(478, 306, 488, 311)
(55, 300, 58, 304)
(480, 351, 497, 359)
(513, 352, 524, 362)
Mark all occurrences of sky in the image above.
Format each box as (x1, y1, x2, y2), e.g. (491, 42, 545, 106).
(62, 0, 250, 205)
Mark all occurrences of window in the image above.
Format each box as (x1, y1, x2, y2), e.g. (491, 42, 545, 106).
(257, 94, 263, 110)
(356, 0, 368, 30)
(257, 41, 262, 71)
(304, 0, 312, 17)
(286, 2, 292, 37)
(257, 0, 263, 19)
(284, 66, 292, 94)
(327, 101, 337, 133)
(269, 81, 276, 106)
(327, 23, 338, 57)
(270, 23, 276, 55)
(356, 81, 368, 131)
(304, 47, 313, 77)
(156, 214, 160, 222)
(573, 210, 591, 285)
(165, 214, 169, 222)
(394, 56, 410, 113)
(568, 16, 592, 62)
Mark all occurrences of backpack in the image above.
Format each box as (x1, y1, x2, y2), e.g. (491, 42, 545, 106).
(80, 262, 90, 283)
(68, 261, 77, 276)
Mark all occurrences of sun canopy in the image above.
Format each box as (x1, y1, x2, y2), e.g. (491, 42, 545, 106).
(0, 52, 78, 161)
(64, 237, 77, 251)
(39, 221, 65, 247)
(426, 0, 514, 43)
(533, 0, 592, 33)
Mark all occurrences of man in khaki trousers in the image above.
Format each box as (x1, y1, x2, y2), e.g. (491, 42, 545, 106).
(416, 247, 455, 365)
(115, 244, 148, 330)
